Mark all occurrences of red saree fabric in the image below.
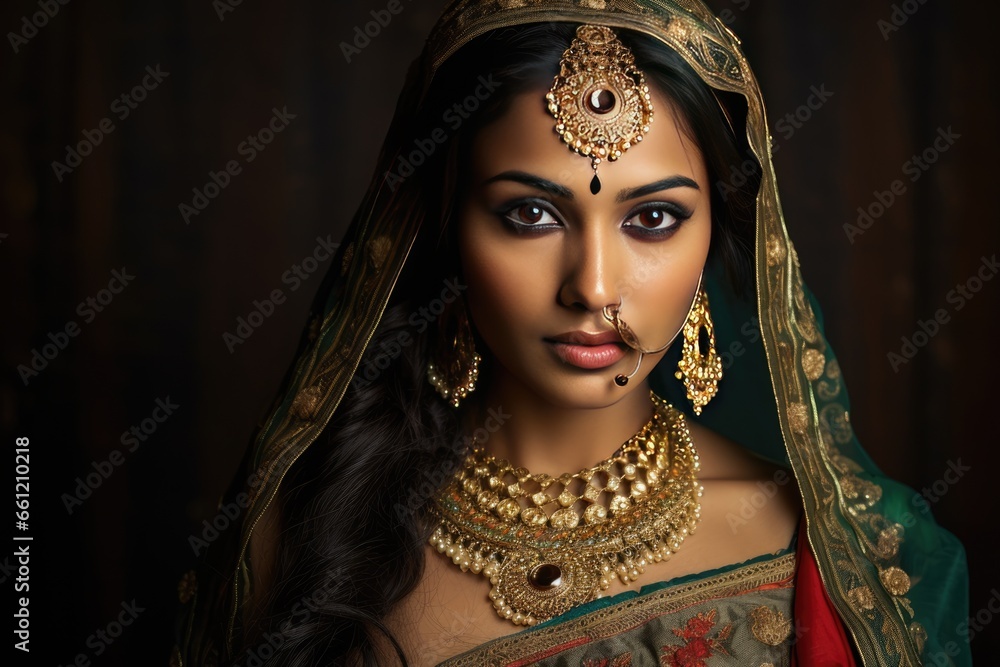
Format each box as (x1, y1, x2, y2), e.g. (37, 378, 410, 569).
(792, 517, 858, 666)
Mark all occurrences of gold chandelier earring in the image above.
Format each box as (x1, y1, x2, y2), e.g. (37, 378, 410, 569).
(674, 286, 723, 415)
(426, 294, 481, 408)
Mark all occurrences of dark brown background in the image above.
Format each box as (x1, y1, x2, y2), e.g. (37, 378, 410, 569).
(1, 0, 995, 664)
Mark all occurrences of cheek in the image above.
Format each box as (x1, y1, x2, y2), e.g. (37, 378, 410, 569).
(458, 226, 534, 345)
(626, 221, 711, 337)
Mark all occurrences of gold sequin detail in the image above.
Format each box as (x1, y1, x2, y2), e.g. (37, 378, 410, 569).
(169, 645, 183, 667)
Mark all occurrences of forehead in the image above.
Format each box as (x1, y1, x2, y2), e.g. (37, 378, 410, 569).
(468, 83, 707, 189)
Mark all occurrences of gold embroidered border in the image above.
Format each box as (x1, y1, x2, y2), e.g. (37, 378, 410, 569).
(437, 552, 795, 666)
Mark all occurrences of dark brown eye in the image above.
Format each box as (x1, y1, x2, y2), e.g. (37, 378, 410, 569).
(635, 208, 677, 229)
(518, 204, 545, 224)
(622, 205, 688, 237)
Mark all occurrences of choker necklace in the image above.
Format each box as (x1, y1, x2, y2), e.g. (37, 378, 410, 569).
(426, 391, 702, 626)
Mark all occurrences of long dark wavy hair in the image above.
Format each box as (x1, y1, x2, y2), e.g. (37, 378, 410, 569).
(230, 21, 760, 667)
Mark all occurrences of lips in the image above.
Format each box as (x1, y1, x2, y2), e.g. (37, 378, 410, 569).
(548, 330, 623, 346)
(545, 330, 626, 370)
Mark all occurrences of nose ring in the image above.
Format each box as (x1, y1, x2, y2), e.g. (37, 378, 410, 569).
(603, 275, 700, 386)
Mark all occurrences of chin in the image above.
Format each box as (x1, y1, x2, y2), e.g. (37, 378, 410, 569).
(522, 368, 646, 409)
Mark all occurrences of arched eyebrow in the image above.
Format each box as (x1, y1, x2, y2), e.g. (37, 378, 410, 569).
(483, 171, 574, 199)
(482, 171, 699, 202)
(616, 176, 699, 203)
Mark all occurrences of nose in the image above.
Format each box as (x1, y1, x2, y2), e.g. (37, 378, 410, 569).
(557, 223, 622, 313)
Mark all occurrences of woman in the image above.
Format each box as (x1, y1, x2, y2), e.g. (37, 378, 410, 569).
(172, 1, 970, 665)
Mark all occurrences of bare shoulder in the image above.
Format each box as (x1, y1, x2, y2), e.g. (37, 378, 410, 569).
(683, 419, 802, 559)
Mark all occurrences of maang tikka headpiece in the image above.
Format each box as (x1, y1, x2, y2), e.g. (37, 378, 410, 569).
(546, 25, 654, 195)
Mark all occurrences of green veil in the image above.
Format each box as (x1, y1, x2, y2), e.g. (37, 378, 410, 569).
(173, 1, 969, 666)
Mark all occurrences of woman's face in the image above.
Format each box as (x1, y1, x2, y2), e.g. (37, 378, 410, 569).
(458, 83, 711, 408)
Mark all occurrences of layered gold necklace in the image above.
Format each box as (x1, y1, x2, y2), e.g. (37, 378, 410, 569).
(426, 391, 702, 626)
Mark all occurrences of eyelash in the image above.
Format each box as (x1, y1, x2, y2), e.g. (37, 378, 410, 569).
(497, 198, 693, 239)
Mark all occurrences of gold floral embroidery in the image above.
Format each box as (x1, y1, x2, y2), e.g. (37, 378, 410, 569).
(766, 234, 786, 267)
(848, 586, 876, 611)
(787, 402, 808, 434)
(876, 525, 903, 560)
(801, 348, 825, 381)
(291, 385, 323, 420)
(749, 605, 792, 646)
(840, 475, 882, 509)
(368, 235, 391, 270)
(880, 567, 911, 596)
